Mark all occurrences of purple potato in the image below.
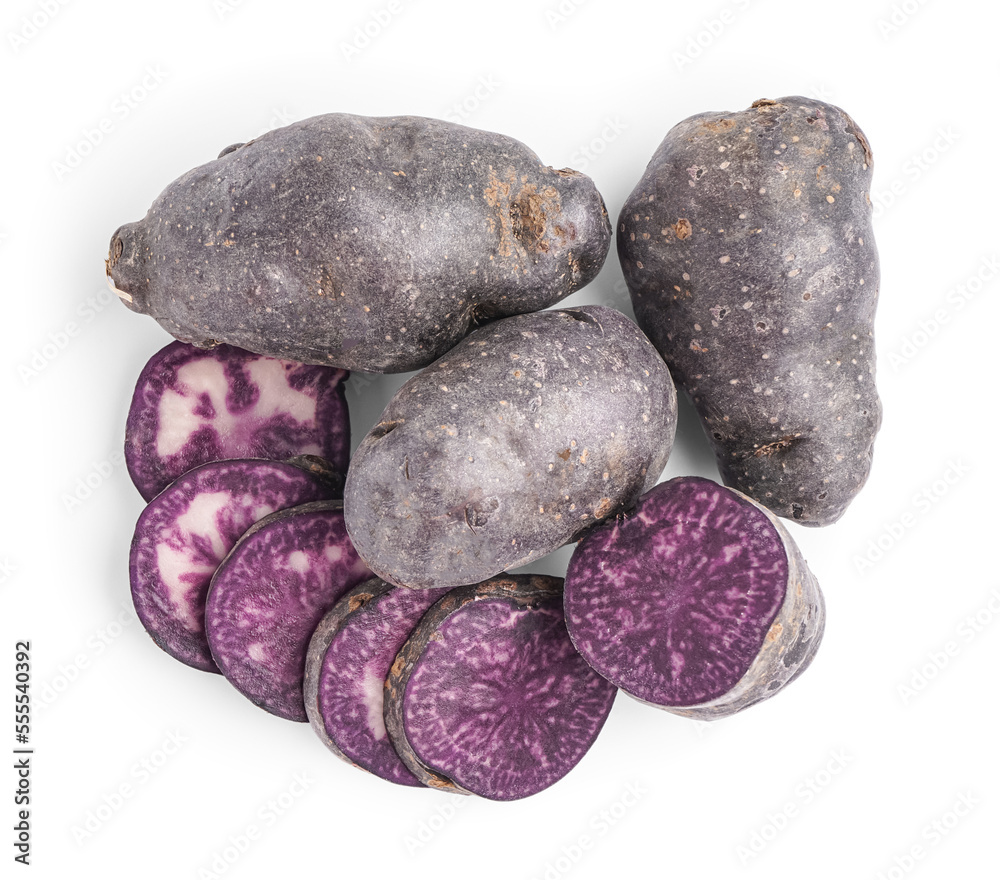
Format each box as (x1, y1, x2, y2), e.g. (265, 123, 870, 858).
(384, 574, 617, 800)
(304, 578, 449, 786)
(106, 113, 612, 373)
(205, 501, 371, 721)
(564, 476, 824, 719)
(619, 97, 881, 525)
(129, 457, 340, 672)
(344, 306, 677, 589)
(126, 341, 350, 501)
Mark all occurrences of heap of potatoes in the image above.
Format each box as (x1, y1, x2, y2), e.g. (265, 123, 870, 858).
(113, 98, 880, 800)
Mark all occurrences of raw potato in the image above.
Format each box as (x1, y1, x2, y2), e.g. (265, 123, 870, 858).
(205, 501, 372, 721)
(618, 96, 881, 525)
(304, 578, 449, 787)
(383, 574, 617, 800)
(106, 113, 612, 372)
(129, 457, 340, 672)
(344, 306, 678, 589)
(564, 476, 825, 720)
(125, 341, 350, 501)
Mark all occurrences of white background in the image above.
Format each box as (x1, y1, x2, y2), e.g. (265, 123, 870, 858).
(2, 0, 997, 877)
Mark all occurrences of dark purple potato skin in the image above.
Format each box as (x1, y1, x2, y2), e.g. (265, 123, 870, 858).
(304, 578, 449, 786)
(384, 574, 616, 800)
(106, 113, 612, 373)
(205, 501, 372, 721)
(618, 97, 881, 526)
(125, 341, 350, 501)
(344, 306, 677, 589)
(129, 458, 340, 672)
(564, 476, 824, 720)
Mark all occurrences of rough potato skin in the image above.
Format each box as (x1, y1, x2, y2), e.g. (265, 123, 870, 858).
(344, 306, 677, 589)
(618, 97, 881, 526)
(106, 113, 612, 372)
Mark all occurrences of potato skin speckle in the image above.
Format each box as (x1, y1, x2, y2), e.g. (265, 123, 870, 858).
(619, 97, 881, 526)
(343, 306, 678, 589)
(107, 113, 611, 373)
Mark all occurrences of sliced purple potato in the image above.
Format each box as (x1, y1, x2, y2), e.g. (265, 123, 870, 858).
(205, 501, 372, 721)
(304, 578, 449, 786)
(125, 341, 350, 501)
(563, 476, 825, 720)
(384, 575, 617, 801)
(129, 458, 340, 672)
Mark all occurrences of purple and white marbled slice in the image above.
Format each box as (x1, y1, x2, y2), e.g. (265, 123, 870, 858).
(384, 575, 617, 801)
(125, 341, 349, 501)
(564, 476, 825, 719)
(304, 579, 449, 786)
(205, 502, 372, 721)
(129, 459, 338, 672)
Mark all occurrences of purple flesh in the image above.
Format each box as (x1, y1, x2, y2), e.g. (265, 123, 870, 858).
(126, 341, 350, 501)
(385, 576, 617, 801)
(304, 579, 449, 786)
(565, 476, 789, 707)
(129, 459, 339, 672)
(205, 502, 372, 720)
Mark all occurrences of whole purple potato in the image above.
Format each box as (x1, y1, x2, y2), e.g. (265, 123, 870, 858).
(344, 306, 678, 589)
(619, 97, 881, 526)
(106, 113, 612, 373)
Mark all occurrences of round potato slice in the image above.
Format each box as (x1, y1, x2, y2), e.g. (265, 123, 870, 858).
(384, 574, 617, 801)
